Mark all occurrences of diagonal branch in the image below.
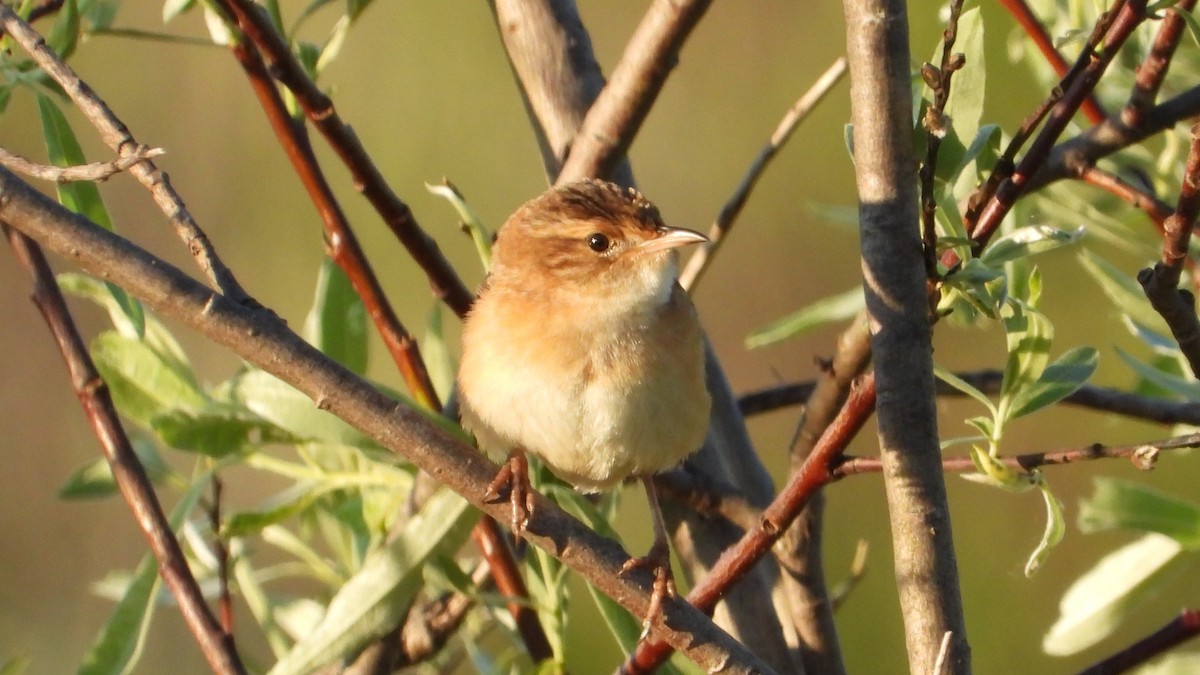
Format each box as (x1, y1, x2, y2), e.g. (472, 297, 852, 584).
(0, 165, 775, 675)
(0, 6, 249, 303)
(0, 224, 246, 675)
(555, 0, 712, 184)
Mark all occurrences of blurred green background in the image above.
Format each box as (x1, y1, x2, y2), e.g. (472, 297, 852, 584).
(1, 2, 1197, 673)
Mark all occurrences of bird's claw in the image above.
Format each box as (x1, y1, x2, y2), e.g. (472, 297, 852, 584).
(483, 450, 533, 536)
(619, 539, 675, 637)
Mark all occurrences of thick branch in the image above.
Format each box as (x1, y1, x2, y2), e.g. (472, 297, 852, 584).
(843, 1, 971, 672)
(0, 166, 772, 675)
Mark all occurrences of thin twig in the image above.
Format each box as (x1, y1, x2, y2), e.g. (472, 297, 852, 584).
(216, 0, 474, 316)
(208, 477, 235, 636)
(0, 6, 249, 302)
(739, 368, 1200, 426)
(0, 223, 245, 675)
(679, 57, 847, 290)
(833, 432, 1200, 477)
(1077, 165, 1172, 229)
(556, 0, 713, 184)
(1078, 609, 1200, 675)
(0, 166, 774, 675)
(0, 145, 164, 183)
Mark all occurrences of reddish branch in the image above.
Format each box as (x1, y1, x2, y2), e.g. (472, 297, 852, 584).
(624, 374, 877, 673)
(1139, 125, 1200, 376)
(217, 0, 474, 317)
(969, 0, 1149, 250)
(1123, 0, 1196, 127)
(1079, 609, 1200, 675)
(212, 4, 552, 662)
(998, 0, 1106, 123)
(920, 0, 966, 282)
(1, 225, 246, 675)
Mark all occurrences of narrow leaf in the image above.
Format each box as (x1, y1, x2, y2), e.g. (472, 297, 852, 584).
(1007, 346, 1099, 419)
(426, 180, 492, 271)
(1115, 346, 1200, 400)
(302, 259, 367, 375)
(1079, 478, 1200, 548)
(90, 332, 208, 428)
(1025, 479, 1065, 576)
(231, 369, 374, 448)
(746, 287, 864, 349)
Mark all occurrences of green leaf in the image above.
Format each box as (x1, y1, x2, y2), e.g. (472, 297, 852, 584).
(746, 287, 864, 349)
(1043, 533, 1187, 655)
(979, 224, 1083, 267)
(90, 332, 208, 428)
(423, 303, 456, 404)
(939, 8, 985, 153)
(45, 0, 80, 59)
(961, 445, 1036, 491)
(426, 180, 492, 271)
(267, 488, 478, 675)
(58, 439, 170, 500)
(998, 302, 1053, 424)
(1178, 4, 1200, 47)
(225, 483, 323, 537)
(1115, 346, 1200, 400)
(57, 274, 192, 370)
(151, 403, 287, 457)
(302, 259, 367, 375)
(1025, 479, 1065, 576)
(1077, 250, 1167, 333)
(230, 369, 376, 447)
(1007, 346, 1099, 419)
(162, 0, 195, 22)
(79, 475, 210, 675)
(933, 364, 998, 418)
(1079, 478, 1200, 548)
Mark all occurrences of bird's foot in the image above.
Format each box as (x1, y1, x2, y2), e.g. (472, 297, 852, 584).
(619, 538, 675, 637)
(483, 450, 534, 536)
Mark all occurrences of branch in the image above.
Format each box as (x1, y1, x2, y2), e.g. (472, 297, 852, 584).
(0, 224, 245, 674)
(0, 6, 249, 302)
(217, 0, 475, 317)
(625, 374, 877, 672)
(0, 165, 775, 675)
(1139, 124, 1200, 376)
(833, 432, 1200, 477)
(1123, 0, 1196, 127)
(1078, 609, 1200, 675)
(843, 0, 971, 671)
(739, 369, 1200, 427)
(0, 145, 164, 183)
(555, 0, 712, 184)
(679, 56, 847, 290)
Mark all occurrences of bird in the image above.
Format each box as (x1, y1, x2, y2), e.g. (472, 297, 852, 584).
(457, 178, 711, 631)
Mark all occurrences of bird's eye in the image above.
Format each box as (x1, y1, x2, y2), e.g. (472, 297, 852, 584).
(586, 232, 610, 253)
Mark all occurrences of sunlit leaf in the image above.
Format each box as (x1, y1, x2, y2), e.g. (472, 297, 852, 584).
(998, 302, 1054, 423)
(230, 369, 375, 448)
(58, 274, 188, 376)
(933, 364, 998, 417)
(426, 180, 492, 271)
(1043, 533, 1186, 655)
(151, 403, 288, 457)
(1007, 346, 1098, 419)
(90, 332, 208, 428)
(961, 445, 1036, 491)
(980, 224, 1083, 267)
(267, 488, 478, 675)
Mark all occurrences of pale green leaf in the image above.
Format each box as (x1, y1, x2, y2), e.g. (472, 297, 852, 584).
(58, 274, 188, 375)
(746, 287, 864, 349)
(961, 445, 1036, 491)
(1043, 533, 1186, 655)
(1077, 250, 1166, 332)
(426, 180, 491, 271)
(980, 224, 1084, 267)
(939, 8, 985, 151)
(302, 259, 367, 375)
(423, 304, 456, 404)
(1007, 346, 1099, 419)
(1025, 479, 1065, 576)
(90, 332, 208, 428)
(162, 0, 195, 22)
(1079, 478, 1200, 548)
(267, 488, 478, 675)
(933, 364, 998, 417)
(79, 475, 210, 675)
(58, 439, 170, 500)
(998, 302, 1053, 423)
(151, 403, 287, 457)
(1116, 346, 1200, 400)
(230, 369, 375, 447)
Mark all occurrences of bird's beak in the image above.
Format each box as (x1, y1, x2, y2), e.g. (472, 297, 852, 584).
(640, 225, 708, 254)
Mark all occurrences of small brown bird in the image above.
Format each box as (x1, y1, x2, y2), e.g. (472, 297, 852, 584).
(458, 179, 711, 629)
